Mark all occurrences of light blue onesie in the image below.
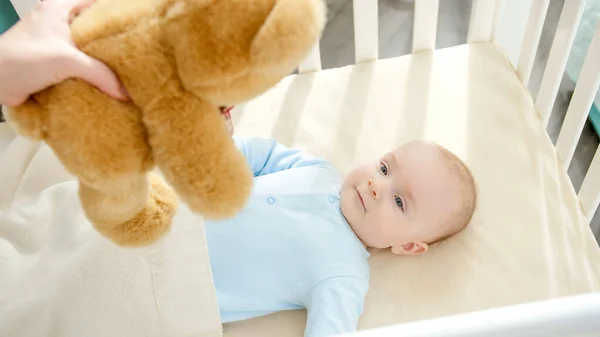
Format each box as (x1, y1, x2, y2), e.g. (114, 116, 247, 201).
(204, 136, 370, 337)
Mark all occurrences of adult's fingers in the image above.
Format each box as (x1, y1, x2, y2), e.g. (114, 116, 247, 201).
(55, 0, 97, 11)
(68, 50, 129, 101)
(0, 92, 28, 108)
(48, 0, 97, 22)
(67, 0, 97, 22)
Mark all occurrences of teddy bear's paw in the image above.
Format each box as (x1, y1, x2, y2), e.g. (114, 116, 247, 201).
(4, 98, 47, 141)
(94, 176, 179, 247)
(182, 158, 254, 220)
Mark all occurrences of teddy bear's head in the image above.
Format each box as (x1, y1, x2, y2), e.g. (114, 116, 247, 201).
(162, 0, 326, 107)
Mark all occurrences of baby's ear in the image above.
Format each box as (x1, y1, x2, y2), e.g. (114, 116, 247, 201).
(391, 242, 429, 255)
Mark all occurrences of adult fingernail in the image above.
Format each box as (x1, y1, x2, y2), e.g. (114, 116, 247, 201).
(119, 85, 130, 100)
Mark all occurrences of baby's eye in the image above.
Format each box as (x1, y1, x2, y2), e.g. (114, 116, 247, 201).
(380, 162, 388, 175)
(394, 195, 404, 211)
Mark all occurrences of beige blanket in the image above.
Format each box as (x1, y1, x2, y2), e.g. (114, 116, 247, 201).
(0, 123, 222, 337)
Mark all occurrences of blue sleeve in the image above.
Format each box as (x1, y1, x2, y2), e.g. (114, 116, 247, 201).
(232, 135, 329, 176)
(304, 277, 369, 337)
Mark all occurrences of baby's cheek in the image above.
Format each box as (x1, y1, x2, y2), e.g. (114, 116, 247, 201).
(346, 166, 372, 185)
(376, 208, 404, 237)
(364, 209, 389, 237)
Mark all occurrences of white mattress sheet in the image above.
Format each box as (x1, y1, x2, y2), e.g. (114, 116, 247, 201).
(0, 124, 221, 336)
(222, 43, 600, 336)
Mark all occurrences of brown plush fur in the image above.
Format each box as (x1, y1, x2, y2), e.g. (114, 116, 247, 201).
(5, 0, 326, 246)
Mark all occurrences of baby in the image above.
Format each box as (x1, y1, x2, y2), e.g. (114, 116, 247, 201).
(203, 135, 477, 337)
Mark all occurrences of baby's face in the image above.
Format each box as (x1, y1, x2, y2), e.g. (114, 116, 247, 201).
(340, 140, 465, 255)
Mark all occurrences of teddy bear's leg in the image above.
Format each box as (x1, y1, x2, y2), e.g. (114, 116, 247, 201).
(79, 173, 178, 247)
(3, 98, 47, 140)
(143, 85, 253, 220)
(17, 77, 180, 248)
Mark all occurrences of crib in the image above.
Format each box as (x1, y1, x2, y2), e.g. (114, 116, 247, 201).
(2, 0, 600, 336)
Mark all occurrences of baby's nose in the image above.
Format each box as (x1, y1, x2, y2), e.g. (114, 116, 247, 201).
(367, 179, 379, 200)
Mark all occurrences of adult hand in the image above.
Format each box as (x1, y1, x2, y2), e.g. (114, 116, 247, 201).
(0, 0, 128, 107)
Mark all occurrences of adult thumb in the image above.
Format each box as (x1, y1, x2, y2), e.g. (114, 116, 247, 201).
(69, 50, 129, 101)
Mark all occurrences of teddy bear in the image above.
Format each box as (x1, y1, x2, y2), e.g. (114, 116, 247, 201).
(5, 0, 326, 247)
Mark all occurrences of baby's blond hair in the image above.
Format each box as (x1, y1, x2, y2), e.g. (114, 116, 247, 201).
(430, 146, 477, 244)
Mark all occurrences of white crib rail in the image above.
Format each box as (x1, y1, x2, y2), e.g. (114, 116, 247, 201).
(299, 0, 379, 72)
(467, 0, 499, 43)
(352, 0, 379, 63)
(579, 147, 600, 228)
(535, 0, 586, 127)
(346, 292, 600, 337)
(413, 0, 439, 53)
(298, 42, 323, 74)
(526, 0, 600, 227)
(517, 0, 550, 86)
(555, 21, 600, 168)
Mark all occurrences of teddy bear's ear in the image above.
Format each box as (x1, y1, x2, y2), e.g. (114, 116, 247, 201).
(161, 0, 325, 98)
(250, 0, 326, 71)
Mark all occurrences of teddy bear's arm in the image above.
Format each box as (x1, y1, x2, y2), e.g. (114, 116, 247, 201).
(143, 84, 253, 220)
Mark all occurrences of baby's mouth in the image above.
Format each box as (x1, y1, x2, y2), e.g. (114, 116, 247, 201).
(356, 188, 366, 212)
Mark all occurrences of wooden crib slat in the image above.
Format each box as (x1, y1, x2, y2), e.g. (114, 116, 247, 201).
(412, 0, 440, 53)
(517, 0, 550, 86)
(298, 42, 322, 74)
(556, 22, 600, 167)
(9, 0, 38, 18)
(352, 0, 378, 63)
(579, 146, 600, 226)
(467, 0, 498, 43)
(535, 0, 586, 127)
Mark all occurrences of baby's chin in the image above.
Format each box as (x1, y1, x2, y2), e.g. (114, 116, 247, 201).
(339, 206, 384, 249)
(339, 193, 352, 220)
(339, 196, 367, 239)
(339, 192, 358, 224)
